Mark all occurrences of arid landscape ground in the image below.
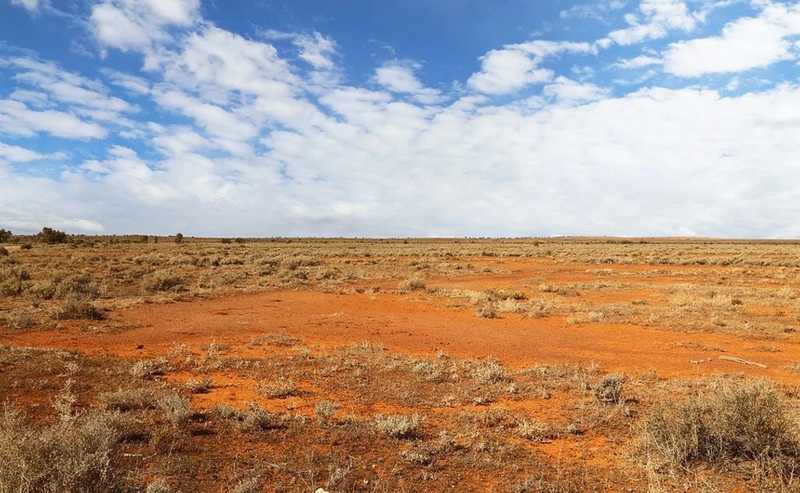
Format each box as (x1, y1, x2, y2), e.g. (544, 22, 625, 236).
(2, 236, 800, 492)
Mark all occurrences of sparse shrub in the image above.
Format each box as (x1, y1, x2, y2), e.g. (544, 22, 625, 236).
(231, 475, 262, 493)
(0, 406, 122, 492)
(594, 374, 624, 404)
(517, 419, 555, 442)
(374, 414, 422, 439)
(146, 479, 174, 493)
(0, 229, 11, 243)
(37, 227, 68, 244)
(142, 271, 184, 293)
(0, 267, 30, 296)
(185, 378, 213, 394)
(54, 295, 104, 320)
(157, 393, 192, 428)
(237, 403, 282, 432)
(475, 303, 498, 318)
(99, 388, 159, 411)
(256, 377, 299, 398)
(640, 380, 800, 471)
(472, 359, 508, 384)
(2, 310, 35, 330)
(315, 400, 339, 421)
(54, 273, 101, 300)
(399, 277, 426, 291)
(130, 358, 170, 379)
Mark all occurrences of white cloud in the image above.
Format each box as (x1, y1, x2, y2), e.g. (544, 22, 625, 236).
(663, 2, 800, 76)
(543, 76, 609, 103)
(0, 100, 106, 139)
(613, 54, 663, 69)
(10, 0, 40, 12)
(608, 0, 698, 45)
(374, 61, 443, 104)
(90, 0, 200, 53)
(468, 41, 595, 95)
(0, 141, 65, 163)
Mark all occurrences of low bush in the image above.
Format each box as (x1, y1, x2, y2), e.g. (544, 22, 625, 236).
(0, 406, 123, 492)
(54, 295, 104, 321)
(641, 380, 800, 471)
(374, 414, 422, 439)
(142, 271, 184, 293)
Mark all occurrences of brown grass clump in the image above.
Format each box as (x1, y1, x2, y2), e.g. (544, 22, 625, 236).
(640, 380, 800, 473)
(98, 388, 159, 412)
(0, 406, 123, 492)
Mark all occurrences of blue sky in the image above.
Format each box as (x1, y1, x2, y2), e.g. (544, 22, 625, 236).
(1, 0, 800, 237)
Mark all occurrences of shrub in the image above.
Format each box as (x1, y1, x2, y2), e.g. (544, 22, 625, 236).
(98, 388, 159, 412)
(0, 247, 7, 256)
(54, 274, 100, 300)
(472, 359, 508, 384)
(399, 277, 426, 291)
(641, 380, 800, 470)
(0, 406, 123, 492)
(256, 377, 299, 398)
(0, 267, 30, 296)
(594, 374, 624, 404)
(130, 358, 170, 379)
(20, 243, 32, 250)
(0, 229, 11, 242)
(237, 403, 283, 432)
(374, 414, 422, 439)
(157, 393, 193, 428)
(475, 303, 498, 319)
(315, 400, 339, 421)
(174, 233, 184, 244)
(142, 271, 184, 293)
(185, 378, 213, 394)
(37, 227, 68, 244)
(54, 295, 104, 321)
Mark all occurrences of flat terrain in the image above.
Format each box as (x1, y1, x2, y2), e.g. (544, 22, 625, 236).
(2, 238, 800, 491)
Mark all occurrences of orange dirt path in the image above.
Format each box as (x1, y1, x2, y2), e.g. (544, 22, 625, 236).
(4, 289, 800, 382)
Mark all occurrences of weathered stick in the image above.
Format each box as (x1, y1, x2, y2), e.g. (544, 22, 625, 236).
(718, 355, 767, 369)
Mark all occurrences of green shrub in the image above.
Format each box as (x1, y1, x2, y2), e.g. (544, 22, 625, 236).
(37, 227, 68, 244)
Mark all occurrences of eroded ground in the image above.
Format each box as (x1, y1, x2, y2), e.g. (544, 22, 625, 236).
(2, 238, 800, 491)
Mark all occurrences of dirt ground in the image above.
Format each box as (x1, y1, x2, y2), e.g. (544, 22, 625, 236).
(2, 238, 800, 491)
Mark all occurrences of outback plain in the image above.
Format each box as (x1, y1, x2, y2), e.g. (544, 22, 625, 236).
(1, 233, 800, 492)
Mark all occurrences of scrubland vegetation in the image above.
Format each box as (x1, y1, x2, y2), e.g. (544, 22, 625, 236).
(1, 233, 800, 490)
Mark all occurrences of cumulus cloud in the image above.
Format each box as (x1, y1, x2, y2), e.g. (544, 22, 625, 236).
(90, 0, 200, 54)
(374, 61, 444, 104)
(607, 0, 699, 45)
(468, 41, 595, 95)
(0, 100, 106, 139)
(0, 141, 65, 163)
(663, 2, 800, 76)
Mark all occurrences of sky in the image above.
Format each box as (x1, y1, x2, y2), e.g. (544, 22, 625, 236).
(1, 0, 800, 237)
